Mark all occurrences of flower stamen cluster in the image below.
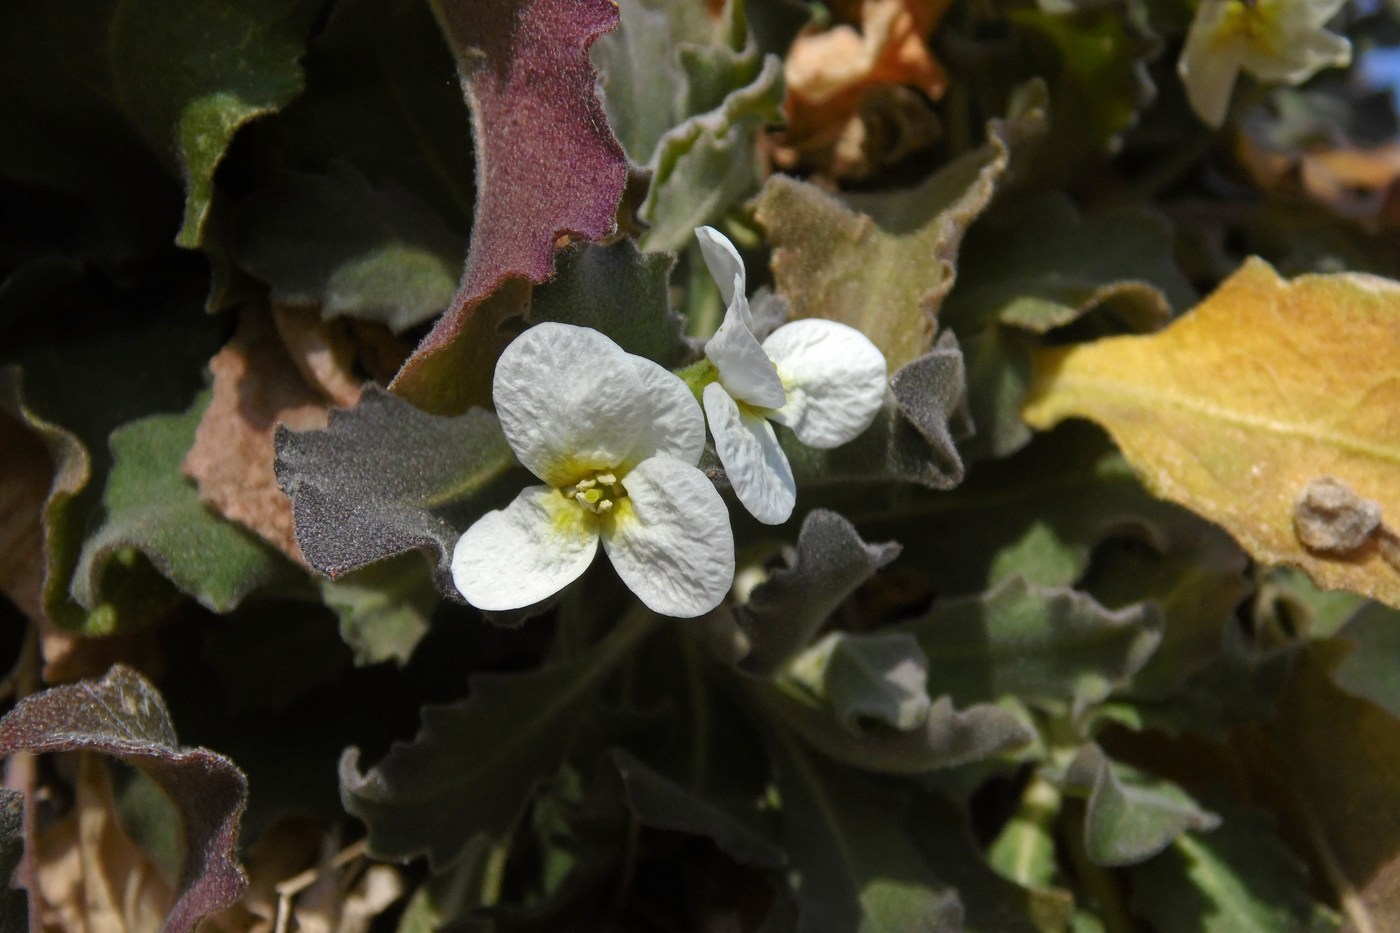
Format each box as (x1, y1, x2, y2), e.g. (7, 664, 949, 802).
(563, 471, 625, 514)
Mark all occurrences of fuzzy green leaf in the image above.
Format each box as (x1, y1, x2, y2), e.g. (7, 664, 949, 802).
(901, 576, 1163, 713)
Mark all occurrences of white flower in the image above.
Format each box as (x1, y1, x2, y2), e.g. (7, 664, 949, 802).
(694, 226, 887, 525)
(451, 323, 734, 618)
(1178, 0, 1352, 128)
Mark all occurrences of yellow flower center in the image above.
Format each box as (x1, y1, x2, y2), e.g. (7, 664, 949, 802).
(1213, 0, 1283, 55)
(561, 471, 627, 515)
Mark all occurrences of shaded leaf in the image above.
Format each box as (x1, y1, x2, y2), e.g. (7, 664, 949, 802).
(0, 394, 50, 622)
(766, 728, 963, 932)
(743, 509, 902, 676)
(1129, 797, 1339, 933)
(747, 676, 1032, 775)
(527, 240, 687, 368)
(230, 164, 466, 333)
(793, 631, 933, 736)
(319, 553, 439, 668)
(392, 0, 628, 411)
(0, 665, 249, 931)
(1332, 602, 1400, 718)
(912, 788, 1074, 933)
(340, 613, 655, 868)
(1023, 258, 1400, 608)
(0, 0, 319, 248)
(71, 393, 299, 620)
(900, 576, 1163, 713)
(606, 749, 784, 868)
(274, 386, 520, 595)
(1062, 743, 1220, 867)
(755, 106, 1035, 370)
(785, 333, 970, 490)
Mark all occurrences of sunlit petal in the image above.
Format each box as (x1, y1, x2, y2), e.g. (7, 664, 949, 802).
(602, 457, 734, 617)
(705, 300, 786, 410)
(493, 323, 645, 486)
(451, 485, 599, 611)
(621, 353, 707, 469)
(763, 319, 887, 449)
(695, 225, 747, 320)
(703, 383, 796, 525)
(1178, 15, 1246, 128)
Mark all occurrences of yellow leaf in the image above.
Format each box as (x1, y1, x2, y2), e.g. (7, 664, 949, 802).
(1022, 257, 1400, 608)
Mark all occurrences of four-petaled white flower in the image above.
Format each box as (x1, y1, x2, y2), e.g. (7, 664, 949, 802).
(452, 323, 734, 618)
(694, 226, 887, 525)
(1178, 0, 1351, 128)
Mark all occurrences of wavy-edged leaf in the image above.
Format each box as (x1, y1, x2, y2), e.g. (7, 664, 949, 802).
(743, 509, 902, 676)
(0, 788, 25, 932)
(319, 553, 439, 668)
(748, 676, 1032, 775)
(901, 576, 1163, 713)
(1024, 258, 1400, 609)
(1062, 743, 1220, 867)
(2, 300, 230, 634)
(71, 393, 300, 620)
(0, 666, 248, 932)
(392, 0, 628, 413)
(755, 99, 1044, 370)
(788, 632, 932, 736)
(274, 386, 520, 596)
(340, 614, 654, 868)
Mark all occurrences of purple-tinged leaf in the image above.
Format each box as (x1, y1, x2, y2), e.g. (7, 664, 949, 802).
(0, 666, 248, 932)
(392, 0, 629, 414)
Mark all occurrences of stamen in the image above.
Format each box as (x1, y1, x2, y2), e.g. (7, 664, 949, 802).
(562, 469, 628, 515)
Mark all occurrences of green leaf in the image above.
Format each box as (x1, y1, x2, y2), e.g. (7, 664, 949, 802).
(606, 749, 784, 868)
(767, 727, 964, 932)
(340, 611, 655, 868)
(230, 163, 466, 333)
(941, 194, 1194, 460)
(0, 0, 319, 249)
(913, 789, 1074, 933)
(638, 55, 785, 253)
(787, 632, 933, 736)
(70, 392, 300, 621)
(319, 553, 439, 667)
(528, 240, 687, 368)
(784, 334, 970, 491)
(1129, 798, 1340, 933)
(1, 296, 231, 634)
(900, 576, 1163, 713)
(743, 509, 902, 676)
(747, 675, 1032, 775)
(0, 665, 249, 932)
(857, 422, 1197, 600)
(1062, 744, 1220, 867)
(273, 386, 521, 595)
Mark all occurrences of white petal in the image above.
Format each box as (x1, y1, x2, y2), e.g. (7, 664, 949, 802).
(451, 485, 599, 611)
(621, 353, 706, 468)
(763, 319, 887, 449)
(703, 383, 796, 525)
(493, 323, 644, 486)
(705, 299, 786, 410)
(1244, 28, 1350, 83)
(603, 457, 734, 617)
(1178, 8, 1246, 128)
(695, 225, 746, 317)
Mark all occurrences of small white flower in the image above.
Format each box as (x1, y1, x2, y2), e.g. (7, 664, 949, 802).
(451, 323, 734, 618)
(694, 226, 887, 525)
(1178, 0, 1352, 128)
